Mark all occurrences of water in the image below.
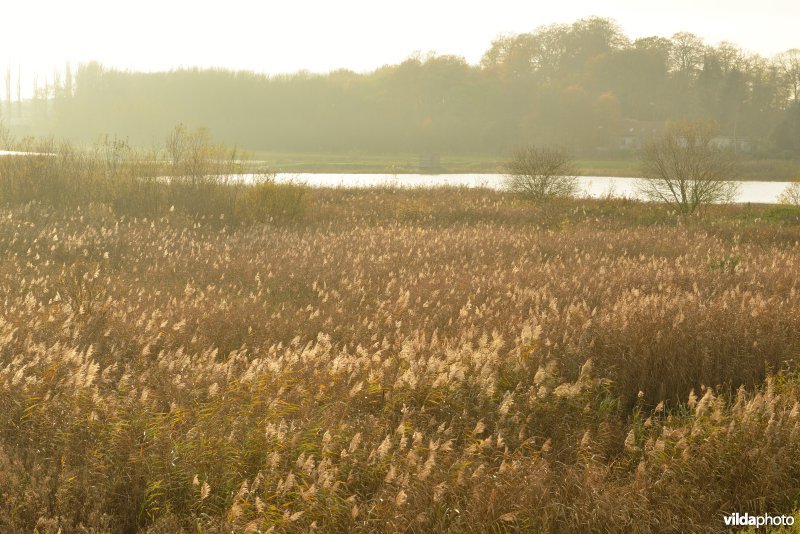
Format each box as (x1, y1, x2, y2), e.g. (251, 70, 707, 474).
(0, 153, 791, 204)
(271, 173, 793, 205)
(0, 150, 51, 156)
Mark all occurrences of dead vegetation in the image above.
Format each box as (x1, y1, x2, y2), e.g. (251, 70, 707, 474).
(1, 188, 800, 532)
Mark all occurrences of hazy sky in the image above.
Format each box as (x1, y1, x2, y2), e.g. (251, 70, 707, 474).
(2, 0, 799, 92)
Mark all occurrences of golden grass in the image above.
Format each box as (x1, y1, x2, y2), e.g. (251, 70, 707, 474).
(0, 131, 309, 224)
(1, 188, 800, 532)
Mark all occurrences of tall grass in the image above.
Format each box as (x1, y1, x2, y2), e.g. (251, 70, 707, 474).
(1, 188, 800, 532)
(0, 127, 308, 224)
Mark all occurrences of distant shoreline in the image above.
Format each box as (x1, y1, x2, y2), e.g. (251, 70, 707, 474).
(248, 153, 800, 182)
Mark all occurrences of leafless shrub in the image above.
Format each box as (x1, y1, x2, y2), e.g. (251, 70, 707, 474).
(637, 119, 739, 214)
(778, 179, 800, 206)
(0, 119, 13, 149)
(505, 145, 578, 200)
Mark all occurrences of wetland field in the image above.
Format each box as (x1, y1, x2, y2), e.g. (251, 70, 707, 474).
(2, 185, 800, 532)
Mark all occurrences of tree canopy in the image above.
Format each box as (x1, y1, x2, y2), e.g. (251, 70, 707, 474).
(12, 17, 800, 157)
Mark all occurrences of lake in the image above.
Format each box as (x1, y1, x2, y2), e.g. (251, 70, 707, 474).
(271, 173, 793, 205)
(0, 153, 792, 204)
(0, 150, 53, 156)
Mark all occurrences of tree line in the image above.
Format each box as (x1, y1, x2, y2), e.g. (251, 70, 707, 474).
(10, 17, 800, 157)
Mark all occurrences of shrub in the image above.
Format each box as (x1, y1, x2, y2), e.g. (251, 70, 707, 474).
(234, 175, 309, 223)
(778, 179, 800, 206)
(504, 145, 578, 200)
(0, 119, 13, 149)
(0, 126, 312, 225)
(637, 119, 739, 214)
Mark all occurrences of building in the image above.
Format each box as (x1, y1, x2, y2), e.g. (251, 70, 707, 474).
(618, 119, 666, 150)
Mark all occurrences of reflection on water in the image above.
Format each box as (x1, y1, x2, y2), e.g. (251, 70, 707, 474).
(271, 173, 792, 205)
(0, 150, 53, 156)
(0, 157, 789, 204)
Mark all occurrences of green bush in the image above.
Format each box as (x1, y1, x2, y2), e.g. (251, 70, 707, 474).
(0, 127, 310, 225)
(234, 175, 309, 223)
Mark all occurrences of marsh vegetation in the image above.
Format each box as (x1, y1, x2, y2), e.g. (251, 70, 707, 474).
(0, 126, 308, 224)
(2, 173, 800, 531)
(3, 9, 800, 534)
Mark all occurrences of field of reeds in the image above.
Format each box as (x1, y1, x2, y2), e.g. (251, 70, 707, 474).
(3, 143, 800, 532)
(0, 127, 308, 225)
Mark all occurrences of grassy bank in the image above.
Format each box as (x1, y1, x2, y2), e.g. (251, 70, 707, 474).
(247, 151, 506, 174)
(2, 186, 800, 532)
(250, 150, 800, 181)
(0, 133, 309, 225)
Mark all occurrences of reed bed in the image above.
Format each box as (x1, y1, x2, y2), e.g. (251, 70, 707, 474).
(0, 131, 308, 224)
(1, 188, 800, 533)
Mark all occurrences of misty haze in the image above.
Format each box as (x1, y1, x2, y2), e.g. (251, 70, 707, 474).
(2, 4, 800, 533)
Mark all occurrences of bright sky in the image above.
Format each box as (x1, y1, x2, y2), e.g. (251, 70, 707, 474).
(2, 0, 799, 94)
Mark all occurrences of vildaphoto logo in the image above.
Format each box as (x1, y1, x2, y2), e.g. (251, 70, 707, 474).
(723, 513, 795, 528)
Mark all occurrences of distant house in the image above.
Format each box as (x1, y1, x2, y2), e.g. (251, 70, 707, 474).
(618, 120, 754, 153)
(618, 119, 666, 150)
(711, 136, 754, 153)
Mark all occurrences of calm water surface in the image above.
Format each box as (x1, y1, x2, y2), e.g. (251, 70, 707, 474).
(272, 173, 792, 205)
(0, 154, 791, 204)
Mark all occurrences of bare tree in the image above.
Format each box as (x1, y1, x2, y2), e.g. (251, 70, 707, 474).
(776, 49, 800, 104)
(0, 117, 15, 150)
(669, 32, 705, 75)
(637, 119, 739, 214)
(505, 145, 578, 200)
(778, 180, 800, 206)
(0, 119, 13, 149)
